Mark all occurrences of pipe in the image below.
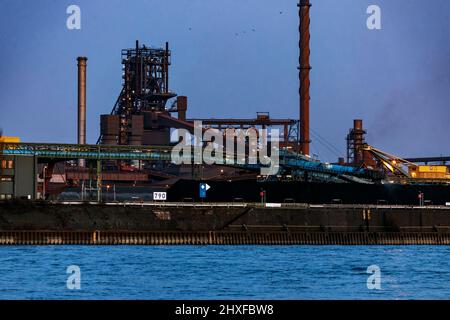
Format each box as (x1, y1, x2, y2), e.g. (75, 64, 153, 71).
(165, 42, 169, 94)
(135, 40, 140, 96)
(354, 119, 363, 131)
(177, 96, 187, 121)
(298, 0, 311, 156)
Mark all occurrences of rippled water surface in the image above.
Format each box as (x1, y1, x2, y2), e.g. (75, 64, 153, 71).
(0, 246, 449, 299)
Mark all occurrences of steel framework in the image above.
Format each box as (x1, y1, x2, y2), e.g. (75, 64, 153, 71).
(104, 41, 177, 145)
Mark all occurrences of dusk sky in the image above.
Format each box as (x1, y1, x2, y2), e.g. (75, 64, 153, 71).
(1, 0, 449, 161)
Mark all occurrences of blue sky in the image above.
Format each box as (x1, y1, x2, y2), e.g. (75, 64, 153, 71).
(1, 0, 450, 161)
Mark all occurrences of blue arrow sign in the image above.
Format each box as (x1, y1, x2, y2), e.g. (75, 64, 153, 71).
(199, 182, 210, 198)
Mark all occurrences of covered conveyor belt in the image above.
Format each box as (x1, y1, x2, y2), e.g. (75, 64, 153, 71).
(1, 142, 381, 181)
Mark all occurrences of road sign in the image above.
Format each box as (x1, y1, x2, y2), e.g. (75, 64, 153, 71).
(199, 183, 210, 198)
(153, 192, 167, 201)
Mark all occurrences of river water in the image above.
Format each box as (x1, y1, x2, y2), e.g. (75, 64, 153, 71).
(0, 245, 449, 300)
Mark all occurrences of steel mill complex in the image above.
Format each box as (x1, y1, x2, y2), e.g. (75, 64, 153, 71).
(1, 1, 450, 245)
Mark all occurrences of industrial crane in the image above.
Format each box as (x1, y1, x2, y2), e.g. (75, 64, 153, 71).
(360, 144, 415, 178)
(360, 144, 450, 181)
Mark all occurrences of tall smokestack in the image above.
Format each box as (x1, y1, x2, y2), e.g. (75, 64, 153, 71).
(298, 0, 311, 156)
(77, 56, 87, 145)
(77, 57, 87, 165)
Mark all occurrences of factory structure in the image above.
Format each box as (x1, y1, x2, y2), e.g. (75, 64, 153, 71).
(1, 0, 450, 204)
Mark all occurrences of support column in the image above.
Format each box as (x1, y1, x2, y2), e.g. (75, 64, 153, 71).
(97, 159, 102, 202)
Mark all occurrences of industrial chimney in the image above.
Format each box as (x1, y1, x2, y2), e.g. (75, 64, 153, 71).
(77, 57, 87, 166)
(298, 0, 311, 156)
(77, 57, 87, 145)
(346, 119, 368, 166)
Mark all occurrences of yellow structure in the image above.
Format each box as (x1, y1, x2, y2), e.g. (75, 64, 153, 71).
(409, 165, 450, 179)
(0, 136, 20, 143)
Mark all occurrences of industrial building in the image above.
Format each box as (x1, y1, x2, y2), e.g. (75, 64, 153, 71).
(0, 137, 36, 200)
